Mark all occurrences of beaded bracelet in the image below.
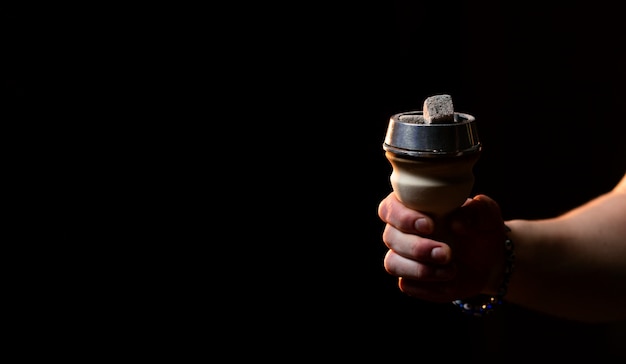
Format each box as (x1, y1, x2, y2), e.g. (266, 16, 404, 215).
(452, 225, 515, 317)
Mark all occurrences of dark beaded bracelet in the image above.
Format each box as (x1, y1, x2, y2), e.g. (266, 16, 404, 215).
(452, 226, 515, 317)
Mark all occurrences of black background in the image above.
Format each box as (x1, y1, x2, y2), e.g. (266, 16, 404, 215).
(4, 1, 625, 361)
(269, 0, 626, 361)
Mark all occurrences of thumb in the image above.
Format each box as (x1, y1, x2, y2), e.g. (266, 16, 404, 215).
(449, 194, 503, 234)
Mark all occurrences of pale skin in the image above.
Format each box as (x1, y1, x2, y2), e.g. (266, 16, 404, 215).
(378, 172, 626, 323)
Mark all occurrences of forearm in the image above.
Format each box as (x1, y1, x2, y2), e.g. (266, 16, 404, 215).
(504, 183, 626, 323)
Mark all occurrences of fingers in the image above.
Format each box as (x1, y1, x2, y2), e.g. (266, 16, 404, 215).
(378, 192, 434, 234)
(379, 191, 462, 300)
(450, 194, 504, 234)
(379, 192, 507, 303)
(384, 250, 456, 282)
(379, 192, 454, 284)
(382, 225, 451, 264)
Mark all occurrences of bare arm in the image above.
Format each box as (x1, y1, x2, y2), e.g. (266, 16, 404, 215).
(504, 173, 626, 323)
(378, 173, 626, 322)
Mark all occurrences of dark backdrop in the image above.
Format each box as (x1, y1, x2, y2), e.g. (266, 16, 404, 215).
(286, 0, 626, 361)
(4, 1, 624, 361)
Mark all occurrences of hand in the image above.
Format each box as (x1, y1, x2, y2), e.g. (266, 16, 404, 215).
(377, 192, 509, 302)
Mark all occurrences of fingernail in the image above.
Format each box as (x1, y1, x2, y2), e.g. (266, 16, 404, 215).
(431, 247, 447, 263)
(415, 218, 432, 234)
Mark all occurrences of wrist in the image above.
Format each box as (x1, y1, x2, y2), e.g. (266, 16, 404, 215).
(452, 224, 515, 316)
(481, 224, 513, 296)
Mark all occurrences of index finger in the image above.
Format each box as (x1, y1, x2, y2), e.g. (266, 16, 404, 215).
(378, 192, 434, 234)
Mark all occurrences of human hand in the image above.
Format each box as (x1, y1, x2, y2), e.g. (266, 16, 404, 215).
(377, 192, 509, 302)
